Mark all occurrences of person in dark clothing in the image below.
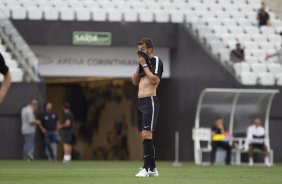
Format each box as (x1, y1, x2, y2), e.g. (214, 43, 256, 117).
(230, 43, 245, 63)
(257, 2, 270, 27)
(58, 102, 74, 162)
(211, 117, 231, 165)
(39, 102, 61, 160)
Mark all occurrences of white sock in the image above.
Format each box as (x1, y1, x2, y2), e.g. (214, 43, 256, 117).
(63, 155, 71, 161)
(249, 158, 254, 165)
(264, 157, 269, 164)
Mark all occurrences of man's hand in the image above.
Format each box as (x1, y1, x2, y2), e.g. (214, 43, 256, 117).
(137, 56, 146, 66)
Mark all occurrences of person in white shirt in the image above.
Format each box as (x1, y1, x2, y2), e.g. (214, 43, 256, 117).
(246, 117, 270, 166)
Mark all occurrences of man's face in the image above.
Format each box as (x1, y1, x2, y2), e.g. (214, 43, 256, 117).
(261, 3, 266, 10)
(236, 44, 241, 50)
(32, 103, 38, 111)
(46, 103, 52, 112)
(138, 43, 152, 56)
(215, 119, 224, 128)
(254, 118, 261, 127)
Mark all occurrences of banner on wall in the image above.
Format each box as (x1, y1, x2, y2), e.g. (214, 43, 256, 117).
(32, 46, 170, 78)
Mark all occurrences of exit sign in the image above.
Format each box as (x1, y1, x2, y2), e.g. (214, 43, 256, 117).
(73, 31, 112, 46)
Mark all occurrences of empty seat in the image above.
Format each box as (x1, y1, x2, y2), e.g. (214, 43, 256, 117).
(267, 34, 282, 43)
(211, 25, 229, 35)
(10, 68, 24, 82)
(60, 8, 75, 21)
(250, 63, 267, 74)
(221, 18, 237, 26)
(245, 26, 260, 34)
(205, 17, 221, 26)
(236, 34, 252, 43)
(243, 41, 259, 50)
(275, 73, 282, 85)
(27, 7, 43, 20)
(92, 9, 107, 21)
(236, 18, 255, 26)
(260, 26, 276, 35)
(122, 9, 137, 22)
(259, 41, 276, 51)
(44, 8, 59, 20)
(107, 9, 122, 22)
(240, 71, 257, 85)
(11, 7, 27, 19)
(155, 10, 170, 23)
(234, 62, 251, 77)
(258, 72, 275, 86)
(251, 34, 268, 43)
(138, 9, 154, 22)
(267, 63, 282, 74)
(169, 10, 184, 23)
(75, 8, 91, 21)
(245, 56, 260, 64)
(228, 25, 245, 34)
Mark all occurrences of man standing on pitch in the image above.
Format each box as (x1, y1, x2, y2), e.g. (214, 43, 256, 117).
(132, 38, 163, 177)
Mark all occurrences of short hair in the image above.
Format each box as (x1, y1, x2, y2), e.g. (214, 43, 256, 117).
(64, 102, 71, 110)
(215, 116, 223, 121)
(31, 99, 38, 105)
(253, 116, 261, 120)
(138, 38, 154, 51)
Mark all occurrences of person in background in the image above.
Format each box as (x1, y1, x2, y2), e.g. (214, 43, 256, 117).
(265, 44, 282, 64)
(230, 43, 245, 63)
(210, 117, 231, 165)
(39, 102, 61, 160)
(21, 100, 43, 161)
(257, 2, 270, 27)
(245, 117, 270, 166)
(58, 102, 74, 163)
(0, 52, 11, 103)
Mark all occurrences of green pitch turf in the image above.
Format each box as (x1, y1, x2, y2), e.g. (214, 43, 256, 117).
(0, 161, 281, 184)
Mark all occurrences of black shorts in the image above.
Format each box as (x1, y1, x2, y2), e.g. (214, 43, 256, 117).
(250, 143, 265, 150)
(136, 96, 159, 132)
(62, 130, 73, 145)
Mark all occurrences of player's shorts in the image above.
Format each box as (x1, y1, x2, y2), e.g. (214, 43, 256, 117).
(136, 96, 159, 132)
(250, 143, 265, 150)
(62, 129, 73, 145)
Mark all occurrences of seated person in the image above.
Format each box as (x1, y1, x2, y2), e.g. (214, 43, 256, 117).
(246, 117, 270, 166)
(230, 43, 245, 63)
(211, 117, 231, 165)
(257, 2, 270, 27)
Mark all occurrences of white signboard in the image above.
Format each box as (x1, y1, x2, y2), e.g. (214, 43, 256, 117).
(32, 46, 170, 78)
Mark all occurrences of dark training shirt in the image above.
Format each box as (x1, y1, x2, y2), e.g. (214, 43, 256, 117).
(138, 56, 164, 78)
(63, 112, 73, 131)
(40, 112, 58, 131)
(258, 11, 269, 26)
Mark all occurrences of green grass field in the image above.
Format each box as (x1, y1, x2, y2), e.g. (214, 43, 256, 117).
(0, 161, 281, 184)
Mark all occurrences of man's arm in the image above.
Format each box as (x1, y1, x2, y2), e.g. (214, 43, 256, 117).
(0, 71, 11, 103)
(132, 66, 140, 86)
(37, 120, 46, 134)
(266, 52, 279, 60)
(59, 119, 71, 129)
(143, 67, 160, 85)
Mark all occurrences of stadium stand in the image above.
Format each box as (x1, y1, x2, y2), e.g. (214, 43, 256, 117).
(0, 0, 282, 85)
(0, 19, 39, 82)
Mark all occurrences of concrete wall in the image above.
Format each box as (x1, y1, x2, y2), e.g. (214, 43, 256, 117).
(0, 83, 45, 159)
